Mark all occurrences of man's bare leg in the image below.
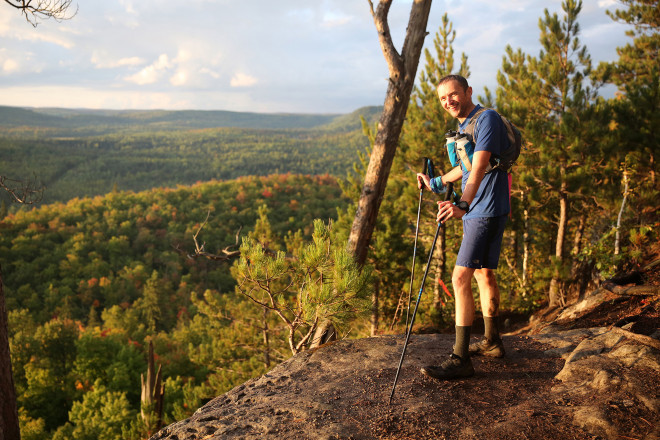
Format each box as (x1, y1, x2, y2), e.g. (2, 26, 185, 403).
(419, 264, 476, 380)
(452, 265, 476, 358)
(470, 268, 505, 357)
(474, 268, 500, 318)
(454, 265, 477, 325)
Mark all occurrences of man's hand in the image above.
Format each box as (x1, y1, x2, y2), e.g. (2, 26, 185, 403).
(436, 200, 467, 223)
(416, 173, 432, 190)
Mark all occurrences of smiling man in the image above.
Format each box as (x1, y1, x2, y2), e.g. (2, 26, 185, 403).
(416, 74, 510, 380)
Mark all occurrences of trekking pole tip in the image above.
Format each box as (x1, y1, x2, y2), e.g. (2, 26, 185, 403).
(388, 390, 394, 405)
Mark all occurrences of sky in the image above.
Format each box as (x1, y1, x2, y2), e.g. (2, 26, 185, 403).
(0, 0, 632, 114)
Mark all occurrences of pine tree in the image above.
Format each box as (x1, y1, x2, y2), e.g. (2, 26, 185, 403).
(496, 0, 603, 307)
(233, 219, 371, 354)
(604, 0, 659, 91)
(596, 0, 659, 262)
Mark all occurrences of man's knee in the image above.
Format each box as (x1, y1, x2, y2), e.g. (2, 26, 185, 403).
(452, 266, 474, 290)
(474, 268, 497, 287)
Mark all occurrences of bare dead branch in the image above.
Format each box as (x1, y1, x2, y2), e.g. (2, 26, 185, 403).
(183, 210, 242, 261)
(182, 210, 297, 263)
(5, 0, 78, 26)
(371, 0, 404, 79)
(367, 0, 375, 17)
(0, 174, 45, 204)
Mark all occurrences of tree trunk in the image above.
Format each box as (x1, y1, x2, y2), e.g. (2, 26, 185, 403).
(549, 168, 568, 308)
(141, 340, 164, 437)
(522, 192, 529, 291)
(614, 168, 629, 255)
(572, 213, 586, 257)
(348, 0, 433, 265)
(309, 320, 336, 349)
(262, 308, 271, 368)
(371, 280, 379, 336)
(1, 265, 21, 440)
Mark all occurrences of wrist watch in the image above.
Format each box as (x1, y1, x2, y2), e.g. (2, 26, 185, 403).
(456, 200, 470, 212)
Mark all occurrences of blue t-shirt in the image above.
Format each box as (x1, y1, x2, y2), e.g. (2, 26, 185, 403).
(458, 105, 510, 219)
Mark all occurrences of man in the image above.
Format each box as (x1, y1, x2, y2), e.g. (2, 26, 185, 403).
(416, 74, 510, 380)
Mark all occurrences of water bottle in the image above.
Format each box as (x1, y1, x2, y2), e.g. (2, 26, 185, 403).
(445, 131, 460, 167)
(454, 133, 474, 171)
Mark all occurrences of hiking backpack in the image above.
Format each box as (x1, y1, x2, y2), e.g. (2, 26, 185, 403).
(463, 107, 522, 173)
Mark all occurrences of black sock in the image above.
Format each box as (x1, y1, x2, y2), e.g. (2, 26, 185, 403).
(453, 325, 471, 360)
(484, 316, 500, 342)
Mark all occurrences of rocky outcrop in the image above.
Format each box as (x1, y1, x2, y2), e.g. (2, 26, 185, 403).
(151, 281, 659, 440)
(534, 326, 659, 440)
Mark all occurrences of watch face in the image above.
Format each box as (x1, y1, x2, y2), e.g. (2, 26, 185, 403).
(458, 201, 469, 211)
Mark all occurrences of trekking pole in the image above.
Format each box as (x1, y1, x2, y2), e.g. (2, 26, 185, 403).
(389, 181, 453, 405)
(405, 157, 435, 330)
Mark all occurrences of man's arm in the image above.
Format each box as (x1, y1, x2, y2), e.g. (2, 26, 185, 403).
(440, 166, 463, 185)
(417, 165, 462, 191)
(460, 150, 491, 205)
(436, 151, 491, 223)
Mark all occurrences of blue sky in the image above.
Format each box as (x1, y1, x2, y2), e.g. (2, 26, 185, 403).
(0, 0, 631, 114)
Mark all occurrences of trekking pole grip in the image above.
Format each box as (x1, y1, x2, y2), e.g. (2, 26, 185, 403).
(424, 157, 435, 179)
(444, 181, 454, 203)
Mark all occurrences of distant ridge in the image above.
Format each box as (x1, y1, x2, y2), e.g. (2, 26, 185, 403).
(0, 104, 382, 205)
(0, 105, 382, 133)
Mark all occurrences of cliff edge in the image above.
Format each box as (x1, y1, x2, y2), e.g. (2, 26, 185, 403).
(151, 264, 659, 440)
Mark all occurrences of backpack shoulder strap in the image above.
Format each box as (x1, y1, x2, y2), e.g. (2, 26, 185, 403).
(462, 107, 489, 142)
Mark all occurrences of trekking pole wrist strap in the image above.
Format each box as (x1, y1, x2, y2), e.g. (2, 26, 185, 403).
(429, 177, 447, 194)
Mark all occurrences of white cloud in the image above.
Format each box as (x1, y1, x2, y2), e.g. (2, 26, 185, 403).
(0, 0, 635, 113)
(597, 0, 617, 7)
(18, 31, 75, 49)
(321, 11, 353, 28)
(230, 73, 258, 88)
(91, 51, 144, 69)
(0, 85, 190, 109)
(101, 0, 140, 28)
(116, 57, 144, 67)
(124, 54, 172, 85)
(170, 70, 188, 87)
(287, 8, 314, 22)
(0, 84, 272, 112)
(119, 0, 138, 16)
(200, 67, 221, 80)
(0, 48, 45, 76)
(2, 58, 19, 73)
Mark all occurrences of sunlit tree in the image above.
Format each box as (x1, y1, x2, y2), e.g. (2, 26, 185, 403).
(497, 0, 603, 307)
(233, 219, 372, 354)
(595, 0, 659, 268)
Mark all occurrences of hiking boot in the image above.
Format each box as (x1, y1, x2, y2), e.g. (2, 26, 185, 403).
(468, 337, 505, 358)
(420, 353, 474, 380)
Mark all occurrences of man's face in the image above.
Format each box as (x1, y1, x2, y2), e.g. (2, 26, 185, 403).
(437, 80, 473, 119)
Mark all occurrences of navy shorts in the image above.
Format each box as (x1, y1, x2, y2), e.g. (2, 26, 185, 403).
(456, 215, 508, 269)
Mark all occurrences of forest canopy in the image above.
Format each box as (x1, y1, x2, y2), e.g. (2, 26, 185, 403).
(1, 0, 657, 439)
